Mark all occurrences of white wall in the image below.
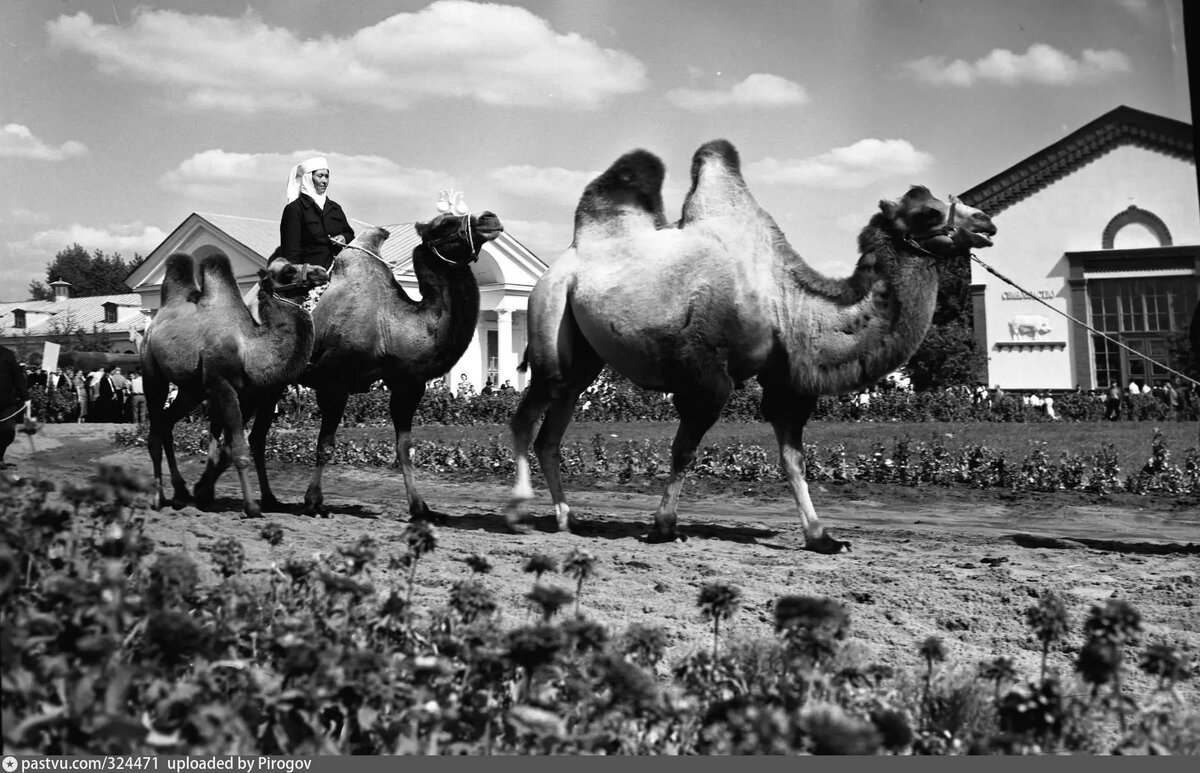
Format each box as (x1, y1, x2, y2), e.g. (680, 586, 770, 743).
(973, 146, 1199, 390)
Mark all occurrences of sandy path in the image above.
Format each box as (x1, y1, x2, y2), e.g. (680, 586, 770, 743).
(8, 422, 1199, 707)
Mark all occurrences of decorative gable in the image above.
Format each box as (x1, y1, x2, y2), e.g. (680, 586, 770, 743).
(960, 105, 1193, 216)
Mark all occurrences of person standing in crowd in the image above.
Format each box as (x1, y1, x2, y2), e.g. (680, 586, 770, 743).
(0, 344, 30, 473)
(456, 373, 476, 399)
(280, 156, 355, 271)
(110, 366, 130, 422)
(1104, 382, 1122, 421)
(482, 378, 494, 396)
(129, 369, 147, 425)
(499, 380, 513, 393)
(1124, 378, 1140, 420)
(94, 367, 117, 422)
(73, 367, 90, 423)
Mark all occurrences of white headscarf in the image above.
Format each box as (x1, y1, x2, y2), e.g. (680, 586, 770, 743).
(286, 156, 329, 209)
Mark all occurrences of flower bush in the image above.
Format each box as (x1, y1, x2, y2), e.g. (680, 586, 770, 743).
(114, 424, 1200, 498)
(2, 465, 1197, 755)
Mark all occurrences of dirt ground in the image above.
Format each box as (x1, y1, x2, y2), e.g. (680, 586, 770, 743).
(8, 422, 1200, 707)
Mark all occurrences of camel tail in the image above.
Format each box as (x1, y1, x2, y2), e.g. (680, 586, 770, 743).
(573, 148, 668, 242)
(160, 252, 200, 306)
(517, 346, 530, 373)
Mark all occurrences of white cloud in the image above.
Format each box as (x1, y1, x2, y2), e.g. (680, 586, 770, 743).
(160, 149, 453, 216)
(665, 73, 808, 111)
(47, 1, 648, 113)
(900, 43, 1130, 87)
(746, 139, 933, 190)
(0, 123, 88, 161)
(488, 165, 599, 205)
(8, 208, 51, 225)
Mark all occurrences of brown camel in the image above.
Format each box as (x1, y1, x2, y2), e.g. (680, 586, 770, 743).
(248, 211, 504, 519)
(507, 139, 997, 553)
(140, 252, 328, 517)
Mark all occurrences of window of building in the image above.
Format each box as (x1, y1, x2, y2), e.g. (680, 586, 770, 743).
(1087, 276, 1197, 389)
(12, 310, 25, 328)
(103, 305, 118, 324)
(485, 329, 499, 388)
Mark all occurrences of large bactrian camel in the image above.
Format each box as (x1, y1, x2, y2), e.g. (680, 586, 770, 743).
(507, 139, 997, 553)
(248, 211, 505, 519)
(141, 252, 328, 517)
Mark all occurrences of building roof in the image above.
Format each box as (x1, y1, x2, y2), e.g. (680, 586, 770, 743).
(132, 212, 545, 287)
(959, 105, 1194, 216)
(0, 293, 147, 338)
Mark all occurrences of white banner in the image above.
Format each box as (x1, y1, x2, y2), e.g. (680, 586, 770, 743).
(41, 341, 61, 374)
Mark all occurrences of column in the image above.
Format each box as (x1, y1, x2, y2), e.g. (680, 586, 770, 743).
(496, 308, 515, 390)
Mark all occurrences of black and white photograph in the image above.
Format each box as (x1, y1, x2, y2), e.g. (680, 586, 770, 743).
(1, 0, 1198, 758)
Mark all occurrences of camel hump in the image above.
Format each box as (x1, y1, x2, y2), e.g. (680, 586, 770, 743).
(197, 251, 242, 299)
(348, 226, 390, 256)
(690, 139, 742, 178)
(680, 138, 769, 228)
(160, 252, 200, 306)
(573, 149, 668, 238)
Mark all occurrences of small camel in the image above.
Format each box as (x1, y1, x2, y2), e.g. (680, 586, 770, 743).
(507, 139, 997, 553)
(248, 210, 504, 519)
(140, 252, 328, 517)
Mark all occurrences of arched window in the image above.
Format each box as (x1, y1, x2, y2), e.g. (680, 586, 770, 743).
(1101, 206, 1172, 250)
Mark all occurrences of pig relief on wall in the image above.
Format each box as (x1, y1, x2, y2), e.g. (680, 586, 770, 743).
(1008, 314, 1055, 341)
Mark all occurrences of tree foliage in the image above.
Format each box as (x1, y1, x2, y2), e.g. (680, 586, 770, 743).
(27, 244, 143, 300)
(907, 254, 984, 390)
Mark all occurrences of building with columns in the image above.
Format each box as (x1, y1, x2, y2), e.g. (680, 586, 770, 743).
(960, 105, 1199, 392)
(124, 213, 549, 392)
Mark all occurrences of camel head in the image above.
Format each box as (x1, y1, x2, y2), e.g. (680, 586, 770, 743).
(258, 257, 329, 301)
(877, 186, 996, 259)
(414, 211, 504, 266)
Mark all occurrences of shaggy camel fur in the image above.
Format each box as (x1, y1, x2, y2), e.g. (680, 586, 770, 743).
(508, 139, 997, 553)
(248, 212, 504, 518)
(141, 252, 328, 517)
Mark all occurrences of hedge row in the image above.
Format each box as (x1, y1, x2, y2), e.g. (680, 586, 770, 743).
(114, 425, 1200, 497)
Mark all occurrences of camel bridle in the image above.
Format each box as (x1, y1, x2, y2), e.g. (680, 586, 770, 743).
(425, 213, 478, 266)
(899, 194, 962, 258)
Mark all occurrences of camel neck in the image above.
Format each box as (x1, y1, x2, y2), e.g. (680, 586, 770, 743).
(246, 294, 315, 385)
(410, 247, 482, 364)
(781, 225, 941, 395)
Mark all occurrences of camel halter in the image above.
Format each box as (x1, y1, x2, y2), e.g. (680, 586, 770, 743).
(900, 194, 959, 258)
(425, 213, 478, 267)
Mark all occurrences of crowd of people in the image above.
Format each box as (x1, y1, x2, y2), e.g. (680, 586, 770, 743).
(17, 361, 147, 425)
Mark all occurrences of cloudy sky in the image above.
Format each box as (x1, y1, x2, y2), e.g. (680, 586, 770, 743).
(0, 0, 1192, 300)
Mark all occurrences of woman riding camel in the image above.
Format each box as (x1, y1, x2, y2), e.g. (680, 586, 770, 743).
(280, 156, 355, 270)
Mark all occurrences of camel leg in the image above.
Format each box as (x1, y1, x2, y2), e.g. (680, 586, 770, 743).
(302, 388, 349, 517)
(148, 385, 203, 509)
(647, 387, 729, 543)
(193, 415, 231, 510)
(510, 350, 603, 534)
(761, 387, 851, 554)
(197, 381, 261, 519)
(248, 386, 285, 511)
(384, 379, 441, 521)
(507, 379, 553, 530)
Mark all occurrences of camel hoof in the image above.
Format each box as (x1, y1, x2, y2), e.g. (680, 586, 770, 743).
(410, 509, 448, 526)
(300, 504, 330, 518)
(803, 533, 851, 554)
(260, 495, 285, 512)
(644, 529, 685, 544)
(241, 508, 264, 520)
(505, 511, 533, 535)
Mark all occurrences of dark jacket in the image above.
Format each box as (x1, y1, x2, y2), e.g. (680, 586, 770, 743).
(280, 194, 355, 269)
(0, 344, 29, 416)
